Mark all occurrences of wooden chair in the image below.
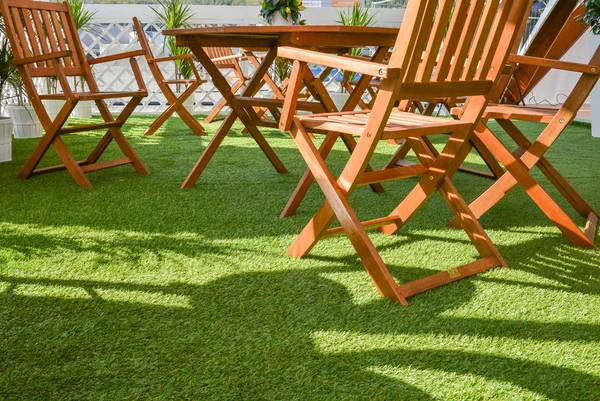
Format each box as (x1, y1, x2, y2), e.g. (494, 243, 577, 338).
(447, 49, 600, 248)
(276, 0, 531, 304)
(0, 0, 149, 187)
(133, 18, 206, 137)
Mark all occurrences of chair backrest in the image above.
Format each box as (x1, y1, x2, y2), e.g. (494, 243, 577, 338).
(132, 17, 166, 82)
(0, 0, 89, 78)
(381, 0, 532, 122)
(204, 47, 236, 68)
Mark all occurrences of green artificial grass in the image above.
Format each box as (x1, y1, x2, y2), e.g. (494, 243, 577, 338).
(0, 115, 599, 400)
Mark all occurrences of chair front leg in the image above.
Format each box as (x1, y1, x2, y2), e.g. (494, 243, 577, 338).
(289, 118, 407, 305)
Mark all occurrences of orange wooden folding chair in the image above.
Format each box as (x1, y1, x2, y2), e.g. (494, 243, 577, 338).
(0, 0, 149, 188)
(447, 48, 600, 248)
(276, 0, 531, 304)
(133, 18, 205, 137)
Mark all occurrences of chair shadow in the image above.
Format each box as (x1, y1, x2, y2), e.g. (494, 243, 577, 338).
(1, 269, 598, 400)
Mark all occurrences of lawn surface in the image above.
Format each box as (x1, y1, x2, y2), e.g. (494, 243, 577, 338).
(0, 115, 599, 400)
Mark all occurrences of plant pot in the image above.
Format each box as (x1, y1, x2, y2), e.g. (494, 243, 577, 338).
(329, 91, 351, 112)
(0, 117, 13, 162)
(271, 13, 293, 26)
(72, 101, 93, 119)
(42, 99, 65, 121)
(7, 104, 43, 139)
(590, 33, 600, 138)
(174, 92, 195, 116)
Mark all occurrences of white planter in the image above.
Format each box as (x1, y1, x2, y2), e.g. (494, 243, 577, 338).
(590, 33, 600, 138)
(271, 13, 292, 26)
(42, 99, 65, 121)
(174, 92, 195, 116)
(72, 101, 93, 119)
(7, 105, 43, 139)
(329, 91, 351, 112)
(0, 117, 13, 162)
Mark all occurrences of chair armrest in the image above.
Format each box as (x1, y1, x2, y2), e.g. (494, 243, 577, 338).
(278, 47, 400, 79)
(129, 57, 147, 93)
(508, 55, 600, 75)
(148, 53, 195, 63)
(88, 50, 145, 65)
(12, 51, 72, 66)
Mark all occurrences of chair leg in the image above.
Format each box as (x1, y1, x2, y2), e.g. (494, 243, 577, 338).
(281, 132, 342, 218)
(95, 96, 150, 175)
(204, 79, 245, 124)
(448, 122, 595, 248)
(378, 133, 475, 235)
(145, 83, 204, 136)
(52, 137, 92, 188)
(500, 119, 596, 217)
(18, 100, 76, 180)
(289, 120, 407, 305)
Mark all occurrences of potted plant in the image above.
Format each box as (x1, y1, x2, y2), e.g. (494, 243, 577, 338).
(42, 77, 63, 121)
(0, 35, 15, 161)
(6, 72, 43, 139)
(151, 0, 196, 115)
(332, 4, 376, 111)
(260, 0, 306, 26)
(583, 0, 600, 137)
(66, 0, 97, 119)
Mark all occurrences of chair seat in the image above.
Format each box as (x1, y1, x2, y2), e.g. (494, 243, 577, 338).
(298, 109, 472, 139)
(452, 104, 558, 123)
(74, 90, 148, 101)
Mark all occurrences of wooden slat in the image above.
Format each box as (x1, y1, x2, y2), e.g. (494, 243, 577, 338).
(359, 164, 428, 185)
(59, 121, 121, 135)
(399, 256, 501, 298)
(235, 96, 323, 113)
(49, 10, 72, 68)
(322, 215, 404, 239)
(80, 158, 133, 173)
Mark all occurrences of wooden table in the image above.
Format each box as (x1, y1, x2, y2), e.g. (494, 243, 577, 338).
(164, 26, 399, 189)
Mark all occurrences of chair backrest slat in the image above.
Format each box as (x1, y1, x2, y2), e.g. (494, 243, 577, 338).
(48, 10, 72, 68)
(205, 47, 235, 67)
(418, 0, 455, 82)
(433, 0, 472, 82)
(461, 0, 502, 80)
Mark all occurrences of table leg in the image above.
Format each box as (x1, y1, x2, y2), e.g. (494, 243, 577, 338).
(181, 45, 286, 189)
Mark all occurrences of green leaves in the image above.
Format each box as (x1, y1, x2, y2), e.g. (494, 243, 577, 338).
(150, 0, 196, 80)
(583, 0, 600, 34)
(63, 0, 97, 31)
(150, 0, 195, 30)
(259, 0, 305, 24)
(337, 4, 376, 27)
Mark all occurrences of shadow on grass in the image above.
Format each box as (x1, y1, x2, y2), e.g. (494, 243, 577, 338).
(0, 269, 598, 400)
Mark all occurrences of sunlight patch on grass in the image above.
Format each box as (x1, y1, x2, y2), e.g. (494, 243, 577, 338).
(12, 283, 93, 300)
(94, 288, 192, 309)
(366, 365, 546, 400)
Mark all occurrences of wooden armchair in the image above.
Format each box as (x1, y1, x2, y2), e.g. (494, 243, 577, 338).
(276, 0, 531, 304)
(133, 17, 206, 137)
(0, 0, 149, 187)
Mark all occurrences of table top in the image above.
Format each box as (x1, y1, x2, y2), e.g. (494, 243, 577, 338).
(164, 25, 400, 49)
